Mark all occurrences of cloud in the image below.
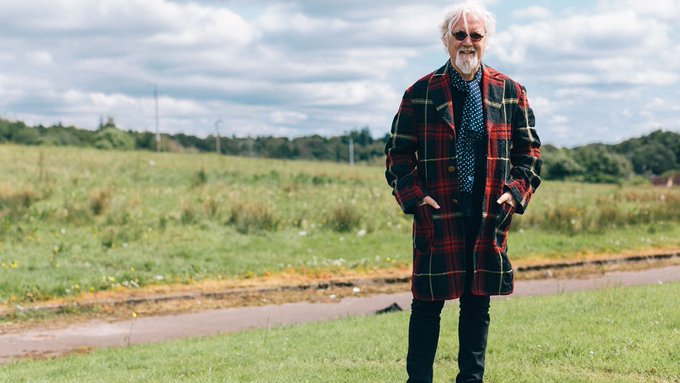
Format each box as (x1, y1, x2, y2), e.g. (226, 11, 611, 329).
(550, 115, 569, 125)
(0, 0, 677, 147)
(270, 111, 308, 125)
(645, 97, 680, 112)
(512, 6, 551, 20)
(598, 0, 680, 21)
(486, 1, 679, 145)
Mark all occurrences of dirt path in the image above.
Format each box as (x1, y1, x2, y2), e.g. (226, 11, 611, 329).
(1, 265, 679, 365)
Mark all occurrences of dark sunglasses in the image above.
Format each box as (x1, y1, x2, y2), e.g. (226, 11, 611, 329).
(451, 31, 485, 42)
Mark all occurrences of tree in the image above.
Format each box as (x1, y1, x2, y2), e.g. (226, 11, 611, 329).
(572, 144, 633, 183)
(94, 127, 134, 150)
(615, 129, 680, 169)
(630, 143, 678, 175)
(541, 149, 584, 180)
(11, 125, 41, 145)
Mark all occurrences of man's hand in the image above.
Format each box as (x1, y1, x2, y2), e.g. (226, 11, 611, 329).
(418, 196, 440, 209)
(496, 191, 516, 207)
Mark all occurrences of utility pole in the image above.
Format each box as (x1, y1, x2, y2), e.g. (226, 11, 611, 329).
(153, 84, 160, 152)
(214, 119, 223, 155)
(349, 136, 355, 166)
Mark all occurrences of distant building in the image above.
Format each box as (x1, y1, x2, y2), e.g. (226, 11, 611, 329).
(650, 173, 680, 187)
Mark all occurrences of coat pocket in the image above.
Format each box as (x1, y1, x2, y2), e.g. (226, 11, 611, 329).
(413, 204, 434, 252)
(495, 202, 515, 248)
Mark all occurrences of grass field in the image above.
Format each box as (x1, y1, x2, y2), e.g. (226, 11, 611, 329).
(2, 144, 680, 305)
(1, 282, 678, 382)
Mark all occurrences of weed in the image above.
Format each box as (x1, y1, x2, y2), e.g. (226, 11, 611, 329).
(181, 200, 197, 224)
(203, 196, 221, 218)
(100, 226, 117, 248)
(192, 168, 208, 187)
(158, 215, 168, 230)
(328, 206, 362, 232)
(62, 199, 92, 225)
(0, 186, 37, 214)
(229, 201, 279, 234)
(89, 188, 111, 216)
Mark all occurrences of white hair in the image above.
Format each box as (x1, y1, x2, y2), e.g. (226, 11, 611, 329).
(440, 1, 496, 48)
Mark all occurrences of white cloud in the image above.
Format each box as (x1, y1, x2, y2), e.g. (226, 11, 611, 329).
(0, 0, 677, 146)
(270, 111, 308, 124)
(550, 115, 569, 125)
(555, 87, 637, 99)
(486, 1, 679, 145)
(512, 6, 551, 20)
(645, 97, 680, 112)
(25, 51, 53, 66)
(598, 0, 680, 21)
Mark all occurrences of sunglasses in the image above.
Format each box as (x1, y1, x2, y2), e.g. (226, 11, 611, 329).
(451, 31, 485, 42)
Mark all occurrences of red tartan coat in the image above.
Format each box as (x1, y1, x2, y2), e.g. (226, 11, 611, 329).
(385, 61, 542, 300)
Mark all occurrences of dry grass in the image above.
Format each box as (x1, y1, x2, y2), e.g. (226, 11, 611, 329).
(229, 201, 280, 234)
(328, 205, 362, 232)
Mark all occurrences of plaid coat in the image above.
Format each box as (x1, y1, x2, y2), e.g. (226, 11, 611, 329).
(385, 61, 542, 300)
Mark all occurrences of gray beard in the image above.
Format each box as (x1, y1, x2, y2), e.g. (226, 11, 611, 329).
(455, 53, 479, 75)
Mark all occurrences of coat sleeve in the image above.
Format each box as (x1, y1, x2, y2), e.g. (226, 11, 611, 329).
(504, 84, 542, 215)
(384, 89, 427, 215)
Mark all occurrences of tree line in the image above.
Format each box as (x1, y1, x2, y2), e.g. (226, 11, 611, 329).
(1, 116, 679, 183)
(541, 130, 680, 183)
(0, 117, 385, 163)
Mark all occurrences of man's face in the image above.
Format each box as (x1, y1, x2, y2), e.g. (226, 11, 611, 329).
(446, 13, 486, 79)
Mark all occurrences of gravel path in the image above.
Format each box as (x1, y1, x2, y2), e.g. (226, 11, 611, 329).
(1, 265, 679, 364)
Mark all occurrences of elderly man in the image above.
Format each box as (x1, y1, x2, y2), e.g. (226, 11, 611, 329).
(384, 1, 541, 382)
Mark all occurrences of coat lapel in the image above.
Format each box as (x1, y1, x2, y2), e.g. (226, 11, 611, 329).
(428, 61, 455, 130)
(482, 64, 505, 132)
(431, 62, 505, 133)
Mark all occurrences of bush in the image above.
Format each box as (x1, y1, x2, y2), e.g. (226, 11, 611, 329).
(0, 186, 37, 210)
(327, 206, 362, 232)
(94, 127, 134, 150)
(572, 145, 633, 183)
(12, 126, 41, 145)
(0, 186, 38, 220)
(89, 188, 111, 215)
(229, 202, 279, 234)
(191, 168, 208, 187)
(542, 149, 584, 180)
(630, 143, 678, 175)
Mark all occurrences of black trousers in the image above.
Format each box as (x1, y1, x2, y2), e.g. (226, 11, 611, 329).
(406, 212, 490, 383)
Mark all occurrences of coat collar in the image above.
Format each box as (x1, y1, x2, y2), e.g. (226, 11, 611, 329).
(429, 61, 504, 133)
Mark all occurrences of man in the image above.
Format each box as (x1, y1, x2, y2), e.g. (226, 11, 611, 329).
(384, 1, 542, 382)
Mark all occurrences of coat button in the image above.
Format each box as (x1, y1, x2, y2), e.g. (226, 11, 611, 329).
(447, 165, 456, 173)
(449, 134, 454, 141)
(451, 198, 459, 205)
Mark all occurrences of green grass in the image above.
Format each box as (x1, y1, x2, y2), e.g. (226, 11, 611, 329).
(2, 144, 680, 305)
(2, 283, 679, 382)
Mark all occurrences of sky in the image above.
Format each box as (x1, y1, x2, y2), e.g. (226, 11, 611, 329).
(0, 0, 678, 147)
